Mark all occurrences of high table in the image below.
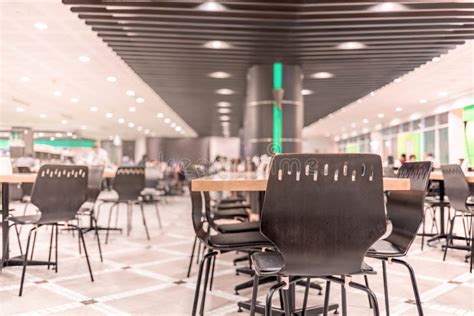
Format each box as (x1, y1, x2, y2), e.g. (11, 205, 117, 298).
(191, 172, 411, 315)
(1, 171, 115, 270)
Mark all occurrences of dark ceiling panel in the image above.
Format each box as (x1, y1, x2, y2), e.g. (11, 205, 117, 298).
(63, 0, 474, 136)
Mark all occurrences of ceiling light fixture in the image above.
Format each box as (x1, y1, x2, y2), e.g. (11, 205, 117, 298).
(218, 108, 231, 114)
(137, 126, 143, 131)
(20, 76, 30, 82)
(16, 107, 25, 112)
(395, 107, 403, 112)
(118, 118, 125, 124)
(61, 119, 68, 124)
(216, 88, 234, 95)
(220, 115, 231, 121)
(377, 113, 384, 119)
(419, 99, 428, 104)
(106, 76, 117, 82)
(70, 97, 79, 103)
(370, 91, 376, 96)
(81, 125, 87, 130)
(217, 101, 231, 107)
(164, 118, 171, 124)
(394, 78, 402, 83)
(129, 107, 136, 112)
(53, 91, 62, 97)
(78, 55, 90, 63)
(89, 107, 98, 112)
(197, 0, 227, 11)
(432, 57, 441, 62)
(136, 97, 145, 103)
(126, 90, 135, 96)
(370, 2, 408, 12)
(39, 114, 47, 118)
(144, 129, 150, 135)
(301, 89, 313, 95)
(363, 118, 369, 124)
(171, 122, 177, 128)
(67, 132, 73, 137)
(437, 91, 448, 97)
(157, 112, 164, 118)
(337, 42, 366, 50)
(128, 122, 135, 128)
(34, 22, 48, 30)
(204, 40, 231, 49)
(175, 126, 182, 132)
(221, 121, 230, 127)
(105, 113, 113, 118)
(357, 100, 363, 104)
(311, 72, 334, 79)
(209, 71, 231, 79)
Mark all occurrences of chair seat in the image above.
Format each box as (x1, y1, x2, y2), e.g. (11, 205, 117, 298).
(217, 203, 250, 210)
(214, 208, 248, 219)
(217, 221, 260, 233)
(367, 239, 404, 257)
(9, 214, 41, 225)
(209, 231, 271, 249)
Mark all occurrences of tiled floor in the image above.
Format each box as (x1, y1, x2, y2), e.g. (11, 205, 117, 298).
(1, 195, 473, 315)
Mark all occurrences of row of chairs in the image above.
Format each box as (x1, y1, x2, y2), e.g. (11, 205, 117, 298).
(190, 154, 434, 316)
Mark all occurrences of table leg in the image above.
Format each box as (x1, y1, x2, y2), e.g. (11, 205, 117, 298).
(428, 180, 448, 244)
(2, 182, 10, 268)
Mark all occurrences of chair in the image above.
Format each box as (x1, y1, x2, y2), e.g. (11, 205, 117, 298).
(141, 166, 163, 229)
(105, 167, 151, 243)
(250, 154, 387, 316)
(440, 165, 473, 273)
(366, 161, 432, 316)
(189, 190, 272, 315)
(4, 165, 93, 296)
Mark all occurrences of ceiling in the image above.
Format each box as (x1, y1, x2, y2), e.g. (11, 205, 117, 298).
(303, 40, 474, 140)
(62, 0, 474, 137)
(0, 0, 197, 139)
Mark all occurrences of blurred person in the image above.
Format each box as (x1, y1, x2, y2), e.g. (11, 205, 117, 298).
(14, 153, 38, 169)
(409, 154, 417, 162)
(138, 154, 148, 167)
(121, 156, 134, 166)
(399, 153, 407, 165)
(88, 144, 110, 166)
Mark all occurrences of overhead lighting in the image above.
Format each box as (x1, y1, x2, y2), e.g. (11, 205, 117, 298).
(34, 22, 48, 30)
(81, 125, 87, 130)
(16, 107, 25, 112)
(180, 130, 186, 135)
(221, 121, 230, 127)
(105, 113, 113, 118)
(395, 107, 403, 112)
(217, 101, 231, 107)
(53, 91, 62, 97)
(377, 113, 384, 119)
(301, 89, 313, 95)
(164, 118, 171, 124)
(362, 128, 369, 134)
(20, 76, 30, 82)
(128, 122, 135, 128)
(204, 40, 231, 49)
(137, 126, 143, 132)
(171, 122, 177, 128)
(89, 106, 98, 112)
(419, 99, 428, 104)
(136, 97, 145, 103)
(390, 119, 400, 126)
(157, 112, 164, 118)
(334, 136, 340, 142)
(351, 123, 357, 128)
(50, 137, 55, 141)
(38, 132, 44, 137)
(432, 57, 441, 62)
(337, 42, 366, 50)
(197, 0, 227, 11)
(175, 126, 182, 132)
(61, 119, 68, 124)
(370, 2, 408, 12)
(118, 118, 125, 124)
(78, 55, 90, 63)
(394, 78, 402, 83)
(39, 114, 47, 119)
(129, 107, 136, 112)
(220, 115, 230, 121)
(351, 131, 357, 137)
(72, 135, 77, 139)
(70, 97, 79, 103)
(357, 100, 363, 104)
(66, 132, 73, 137)
(106, 76, 117, 82)
(55, 133, 62, 138)
(362, 118, 369, 124)
(438, 91, 448, 97)
(410, 113, 421, 120)
(218, 108, 231, 114)
(144, 129, 150, 135)
(375, 124, 383, 131)
(311, 72, 334, 79)
(216, 88, 234, 95)
(209, 71, 231, 79)
(126, 90, 135, 96)
(370, 92, 376, 96)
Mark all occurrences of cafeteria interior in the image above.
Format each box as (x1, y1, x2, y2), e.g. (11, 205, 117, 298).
(1, 1, 474, 315)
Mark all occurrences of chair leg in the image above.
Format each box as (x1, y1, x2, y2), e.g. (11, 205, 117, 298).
(364, 275, 373, 309)
(55, 224, 58, 273)
(340, 276, 348, 316)
(323, 281, 331, 316)
(443, 215, 457, 261)
(348, 281, 380, 316)
(105, 203, 116, 244)
(77, 226, 94, 282)
(19, 227, 37, 296)
(421, 207, 428, 250)
(301, 277, 311, 315)
(154, 201, 162, 229)
(196, 241, 202, 264)
(250, 274, 259, 316)
(18, 202, 29, 234)
(470, 216, 473, 273)
(29, 230, 37, 261)
(47, 224, 54, 269)
(265, 281, 286, 316)
(281, 287, 291, 316)
(91, 214, 103, 262)
(191, 251, 216, 316)
(139, 203, 151, 240)
(14, 224, 23, 256)
(381, 260, 390, 316)
(187, 235, 198, 278)
(392, 259, 423, 316)
(199, 251, 214, 315)
(209, 255, 216, 291)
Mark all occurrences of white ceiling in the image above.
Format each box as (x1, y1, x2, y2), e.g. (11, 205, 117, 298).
(304, 40, 474, 141)
(0, 0, 197, 139)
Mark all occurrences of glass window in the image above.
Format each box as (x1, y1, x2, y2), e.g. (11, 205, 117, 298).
(439, 127, 449, 164)
(413, 119, 422, 130)
(402, 122, 410, 132)
(423, 130, 435, 160)
(425, 115, 436, 128)
(438, 112, 448, 125)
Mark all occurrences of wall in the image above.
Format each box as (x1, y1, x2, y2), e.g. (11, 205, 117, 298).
(146, 137, 210, 164)
(209, 137, 240, 160)
(302, 138, 337, 153)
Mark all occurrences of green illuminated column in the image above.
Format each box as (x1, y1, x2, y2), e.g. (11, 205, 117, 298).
(243, 64, 304, 157)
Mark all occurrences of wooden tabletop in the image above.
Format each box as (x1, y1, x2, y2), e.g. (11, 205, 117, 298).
(430, 170, 474, 183)
(0, 170, 116, 184)
(192, 172, 411, 192)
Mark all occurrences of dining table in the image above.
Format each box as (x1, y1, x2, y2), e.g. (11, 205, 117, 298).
(1, 170, 116, 270)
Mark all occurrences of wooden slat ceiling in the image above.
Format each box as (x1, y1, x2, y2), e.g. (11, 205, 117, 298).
(63, 0, 474, 136)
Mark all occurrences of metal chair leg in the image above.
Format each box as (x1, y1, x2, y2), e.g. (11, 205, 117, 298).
(281, 287, 291, 316)
(323, 281, 331, 316)
(47, 224, 54, 269)
(382, 260, 390, 316)
(19, 227, 37, 296)
(187, 235, 198, 278)
(340, 275, 348, 316)
(250, 274, 259, 316)
(105, 203, 116, 244)
(29, 230, 37, 261)
(301, 277, 311, 315)
(209, 255, 216, 291)
(13, 224, 23, 256)
(91, 214, 103, 262)
(55, 224, 58, 273)
(443, 215, 457, 261)
(349, 281, 380, 316)
(392, 259, 423, 316)
(139, 202, 151, 240)
(265, 281, 286, 316)
(154, 201, 162, 229)
(191, 251, 217, 316)
(77, 226, 94, 282)
(199, 251, 215, 315)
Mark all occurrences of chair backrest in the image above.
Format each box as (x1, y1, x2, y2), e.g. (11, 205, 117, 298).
(441, 164, 471, 213)
(190, 191, 210, 245)
(112, 167, 145, 201)
(87, 165, 104, 202)
(261, 153, 386, 276)
(31, 164, 88, 224)
(385, 161, 432, 254)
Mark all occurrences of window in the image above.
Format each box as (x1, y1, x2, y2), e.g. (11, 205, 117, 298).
(439, 127, 449, 164)
(424, 130, 435, 160)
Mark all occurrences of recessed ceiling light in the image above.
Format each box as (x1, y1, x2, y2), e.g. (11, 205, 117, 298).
(16, 107, 25, 112)
(357, 100, 363, 104)
(437, 91, 448, 97)
(61, 119, 68, 124)
(144, 129, 150, 135)
(351, 123, 357, 128)
(106, 76, 117, 82)
(311, 72, 334, 79)
(370, 2, 408, 12)
(81, 125, 87, 130)
(204, 40, 231, 49)
(221, 121, 230, 127)
(419, 99, 428, 104)
(53, 91, 62, 97)
(377, 113, 384, 119)
(171, 122, 177, 128)
(410, 113, 421, 120)
(197, 0, 227, 11)
(218, 108, 231, 114)
(50, 136, 55, 141)
(78, 55, 90, 63)
(157, 112, 164, 118)
(337, 42, 366, 50)
(105, 113, 113, 118)
(362, 118, 369, 124)
(118, 118, 125, 124)
(70, 97, 79, 103)
(137, 126, 143, 131)
(55, 133, 62, 138)
(164, 118, 171, 124)
(432, 57, 441, 62)
(89, 106, 98, 112)
(175, 126, 182, 132)
(34, 22, 48, 30)
(136, 97, 145, 103)
(301, 89, 313, 95)
(351, 131, 357, 137)
(375, 124, 383, 131)
(394, 78, 402, 83)
(216, 88, 234, 95)
(72, 135, 77, 139)
(20, 76, 30, 83)
(220, 115, 230, 121)
(126, 90, 135, 96)
(39, 114, 47, 118)
(390, 119, 400, 126)
(362, 128, 369, 134)
(217, 101, 231, 107)
(38, 132, 44, 137)
(129, 107, 136, 112)
(67, 132, 73, 137)
(209, 71, 231, 79)
(334, 136, 340, 142)
(370, 92, 376, 96)
(128, 122, 135, 128)
(395, 107, 403, 112)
